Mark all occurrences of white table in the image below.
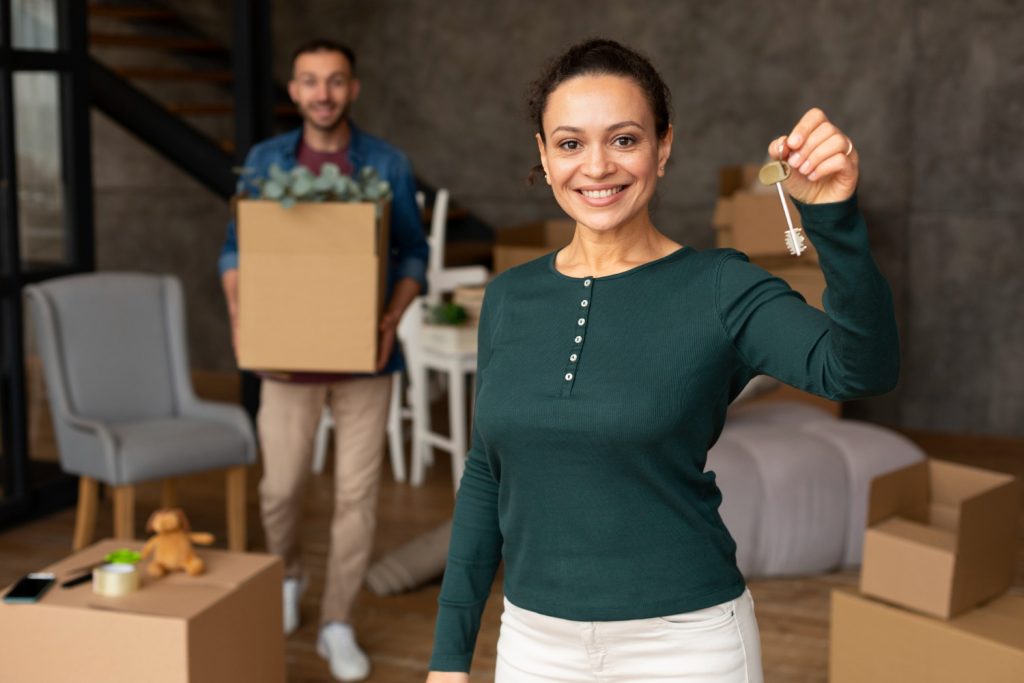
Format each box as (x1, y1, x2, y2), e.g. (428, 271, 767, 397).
(410, 323, 477, 493)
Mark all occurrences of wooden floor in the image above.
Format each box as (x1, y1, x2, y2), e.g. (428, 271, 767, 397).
(2, 396, 1023, 682)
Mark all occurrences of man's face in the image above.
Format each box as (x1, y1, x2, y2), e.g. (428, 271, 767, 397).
(288, 50, 360, 133)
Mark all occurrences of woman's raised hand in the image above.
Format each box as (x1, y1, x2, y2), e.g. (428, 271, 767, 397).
(769, 108, 859, 205)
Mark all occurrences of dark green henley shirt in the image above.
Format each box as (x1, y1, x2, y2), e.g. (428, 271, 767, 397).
(429, 195, 899, 672)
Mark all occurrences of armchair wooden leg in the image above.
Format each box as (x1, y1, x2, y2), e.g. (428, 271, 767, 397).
(113, 485, 136, 540)
(161, 478, 179, 509)
(226, 466, 247, 551)
(73, 477, 99, 550)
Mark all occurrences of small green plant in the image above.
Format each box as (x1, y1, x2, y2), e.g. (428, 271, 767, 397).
(104, 548, 142, 565)
(239, 163, 392, 208)
(428, 302, 469, 326)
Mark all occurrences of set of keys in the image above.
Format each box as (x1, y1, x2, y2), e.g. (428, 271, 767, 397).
(758, 151, 807, 257)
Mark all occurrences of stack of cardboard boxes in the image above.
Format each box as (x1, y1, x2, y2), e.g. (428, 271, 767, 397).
(832, 460, 1023, 681)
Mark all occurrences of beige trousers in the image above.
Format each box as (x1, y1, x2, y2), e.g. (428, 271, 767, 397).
(257, 374, 392, 625)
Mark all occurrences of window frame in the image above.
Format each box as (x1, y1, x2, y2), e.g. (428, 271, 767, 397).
(0, 0, 93, 526)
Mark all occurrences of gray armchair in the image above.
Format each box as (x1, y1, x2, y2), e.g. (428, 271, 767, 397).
(25, 273, 256, 550)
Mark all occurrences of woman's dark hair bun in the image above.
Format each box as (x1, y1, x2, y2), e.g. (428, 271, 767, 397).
(527, 38, 672, 141)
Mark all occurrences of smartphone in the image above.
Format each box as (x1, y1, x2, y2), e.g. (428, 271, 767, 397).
(2, 572, 56, 604)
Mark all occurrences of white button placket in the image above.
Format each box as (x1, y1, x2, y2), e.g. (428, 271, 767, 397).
(561, 277, 593, 397)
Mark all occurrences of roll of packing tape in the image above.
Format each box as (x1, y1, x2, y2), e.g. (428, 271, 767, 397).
(92, 563, 139, 597)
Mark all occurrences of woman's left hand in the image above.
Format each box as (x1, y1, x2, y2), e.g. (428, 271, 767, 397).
(769, 108, 859, 205)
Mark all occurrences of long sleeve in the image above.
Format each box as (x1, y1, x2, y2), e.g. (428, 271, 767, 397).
(218, 147, 262, 276)
(428, 286, 503, 673)
(386, 152, 429, 293)
(715, 193, 900, 400)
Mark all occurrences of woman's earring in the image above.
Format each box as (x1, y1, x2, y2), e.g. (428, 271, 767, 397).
(658, 165, 665, 177)
(545, 173, 551, 185)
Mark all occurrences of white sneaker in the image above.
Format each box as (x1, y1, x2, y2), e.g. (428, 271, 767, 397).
(317, 622, 371, 682)
(282, 575, 307, 636)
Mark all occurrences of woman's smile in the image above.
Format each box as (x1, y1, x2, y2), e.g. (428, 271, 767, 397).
(575, 183, 630, 205)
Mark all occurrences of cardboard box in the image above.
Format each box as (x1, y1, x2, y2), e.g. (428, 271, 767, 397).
(752, 258, 827, 311)
(830, 589, 1024, 682)
(0, 539, 284, 683)
(860, 460, 1019, 619)
(452, 285, 486, 323)
(493, 219, 574, 274)
(237, 199, 390, 373)
(714, 164, 818, 261)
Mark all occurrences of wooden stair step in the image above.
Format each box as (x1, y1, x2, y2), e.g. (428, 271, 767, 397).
(166, 102, 300, 117)
(89, 32, 225, 52)
(166, 101, 233, 116)
(113, 67, 233, 83)
(87, 5, 177, 21)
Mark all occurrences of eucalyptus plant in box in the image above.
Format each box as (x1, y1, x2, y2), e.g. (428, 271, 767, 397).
(240, 162, 392, 208)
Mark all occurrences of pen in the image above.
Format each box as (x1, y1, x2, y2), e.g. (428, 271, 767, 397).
(61, 572, 92, 589)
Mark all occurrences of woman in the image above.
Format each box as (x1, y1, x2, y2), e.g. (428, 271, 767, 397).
(427, 38, 898, 682)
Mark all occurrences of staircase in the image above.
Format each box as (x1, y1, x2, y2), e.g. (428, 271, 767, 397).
(85, 0, 493, 252)
(86, 0, 298, 197)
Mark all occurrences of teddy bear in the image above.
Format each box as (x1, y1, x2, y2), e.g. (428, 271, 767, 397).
(141, 508, 215, 577)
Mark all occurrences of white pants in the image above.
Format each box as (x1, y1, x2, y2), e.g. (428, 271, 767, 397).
(495, 589, 763, 682)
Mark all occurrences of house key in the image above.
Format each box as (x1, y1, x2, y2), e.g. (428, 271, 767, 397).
(758, 156, 807, 257)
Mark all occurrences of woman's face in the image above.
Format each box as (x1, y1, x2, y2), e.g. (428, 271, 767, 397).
(537, 74, 672, 234)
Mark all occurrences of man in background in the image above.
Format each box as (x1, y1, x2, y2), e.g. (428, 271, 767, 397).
(219, 38, 428, 682)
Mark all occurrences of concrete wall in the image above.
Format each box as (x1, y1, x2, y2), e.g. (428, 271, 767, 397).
(96, 0, 1024, 437)
(92, 112, 231, 374)
(90, 12, 234, 374)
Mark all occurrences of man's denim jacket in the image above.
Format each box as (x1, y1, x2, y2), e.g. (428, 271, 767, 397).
(218, 124, 429, 375)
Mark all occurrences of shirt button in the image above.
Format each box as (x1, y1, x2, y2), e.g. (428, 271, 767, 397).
(577, 318, 586, 326)
(569, 353, 578, 362)
(581, 299, 589, 307)
(574, 335, 583, 343)
(584, 279, 592, 287)
(564, 372, 574, 381)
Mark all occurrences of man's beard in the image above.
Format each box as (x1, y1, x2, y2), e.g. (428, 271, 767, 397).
(302, 101, 350, 132)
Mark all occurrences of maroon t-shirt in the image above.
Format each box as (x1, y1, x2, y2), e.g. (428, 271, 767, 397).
(296, 138, 354, 176)
(261, 138, 362, 384)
